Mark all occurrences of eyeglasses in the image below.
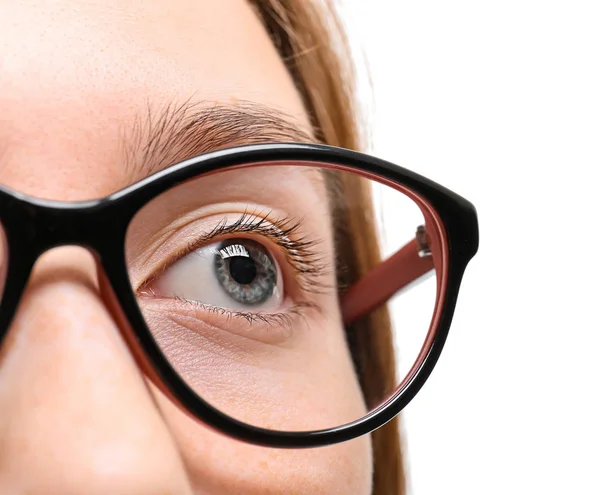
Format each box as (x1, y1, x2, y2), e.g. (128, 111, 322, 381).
(0, 143, 478, 448)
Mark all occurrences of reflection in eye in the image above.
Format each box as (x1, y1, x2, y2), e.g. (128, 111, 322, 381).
(153, 236, 283, 312)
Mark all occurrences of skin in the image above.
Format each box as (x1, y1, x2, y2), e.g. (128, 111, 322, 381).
(0, 0, 373, 493)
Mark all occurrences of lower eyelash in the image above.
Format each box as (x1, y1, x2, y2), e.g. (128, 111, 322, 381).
(173, 296, 321, 330)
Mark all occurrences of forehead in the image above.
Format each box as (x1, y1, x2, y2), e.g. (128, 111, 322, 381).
(0, 0, 310, 198)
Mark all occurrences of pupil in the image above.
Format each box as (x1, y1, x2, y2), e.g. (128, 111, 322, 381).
(229, 256, 257, 285)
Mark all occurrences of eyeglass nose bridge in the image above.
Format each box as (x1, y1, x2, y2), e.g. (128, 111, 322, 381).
(0, 189, 140, 351)
(0, 191, 132, 257)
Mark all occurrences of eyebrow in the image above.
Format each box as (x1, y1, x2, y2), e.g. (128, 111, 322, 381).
(121, 98, 315, 183)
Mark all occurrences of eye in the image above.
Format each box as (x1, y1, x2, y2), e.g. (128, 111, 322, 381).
(151, 237, 284, 312)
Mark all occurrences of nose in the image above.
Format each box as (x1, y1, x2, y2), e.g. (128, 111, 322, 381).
(0, 247, 193, 494)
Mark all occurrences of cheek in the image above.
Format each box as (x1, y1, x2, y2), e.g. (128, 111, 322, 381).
(148, 307, 373, 493)
(145, 305, 368, 431)
(154, 390, 373, 495)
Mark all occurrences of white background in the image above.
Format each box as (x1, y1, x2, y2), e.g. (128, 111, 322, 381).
(338, 1, 600, 494)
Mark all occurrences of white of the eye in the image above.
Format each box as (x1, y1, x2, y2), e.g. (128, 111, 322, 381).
(154, 242, 283, 311)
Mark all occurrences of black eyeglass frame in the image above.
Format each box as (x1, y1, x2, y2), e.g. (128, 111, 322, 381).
(0, 143, 478, 448)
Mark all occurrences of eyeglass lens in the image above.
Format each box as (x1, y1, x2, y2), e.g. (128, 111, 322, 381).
(123, 162, 446, 432)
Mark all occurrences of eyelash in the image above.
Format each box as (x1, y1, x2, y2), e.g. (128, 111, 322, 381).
(180, 208, 334, 294)
(171, 297, 319, 329)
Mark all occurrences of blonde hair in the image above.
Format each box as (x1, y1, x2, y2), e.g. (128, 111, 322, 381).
(250, 1, 406, 493)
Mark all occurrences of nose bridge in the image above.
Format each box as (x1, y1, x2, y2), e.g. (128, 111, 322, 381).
(0, 242, 192, 493)
(0, 187, 193, 493)
(0, 189, 139, 365)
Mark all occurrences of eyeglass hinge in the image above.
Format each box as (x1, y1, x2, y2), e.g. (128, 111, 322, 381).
(416, 225, 432, 258)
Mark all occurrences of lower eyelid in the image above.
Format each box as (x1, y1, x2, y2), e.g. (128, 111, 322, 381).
(138, 296, 317, 346)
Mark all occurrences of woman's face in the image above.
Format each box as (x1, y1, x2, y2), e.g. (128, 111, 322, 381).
(0, 1, 372, 493)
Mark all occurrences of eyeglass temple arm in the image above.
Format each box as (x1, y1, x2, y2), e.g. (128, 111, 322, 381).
(340, 226, 434, 326)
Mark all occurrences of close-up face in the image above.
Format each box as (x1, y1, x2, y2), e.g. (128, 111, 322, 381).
(0, 1, 480, 494)
(0, 1, 373, 493)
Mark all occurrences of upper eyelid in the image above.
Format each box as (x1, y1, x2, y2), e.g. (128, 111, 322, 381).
(138, 212, 330, 293)
(191, 209, 287, 247)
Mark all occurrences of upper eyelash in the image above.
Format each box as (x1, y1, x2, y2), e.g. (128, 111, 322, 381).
(182, 207, 334, 294)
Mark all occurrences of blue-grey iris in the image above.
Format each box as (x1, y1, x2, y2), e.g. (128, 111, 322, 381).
(214, 239, 277, 305)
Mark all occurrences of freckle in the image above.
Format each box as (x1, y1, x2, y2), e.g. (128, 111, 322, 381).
(259, 460, 268, 471)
